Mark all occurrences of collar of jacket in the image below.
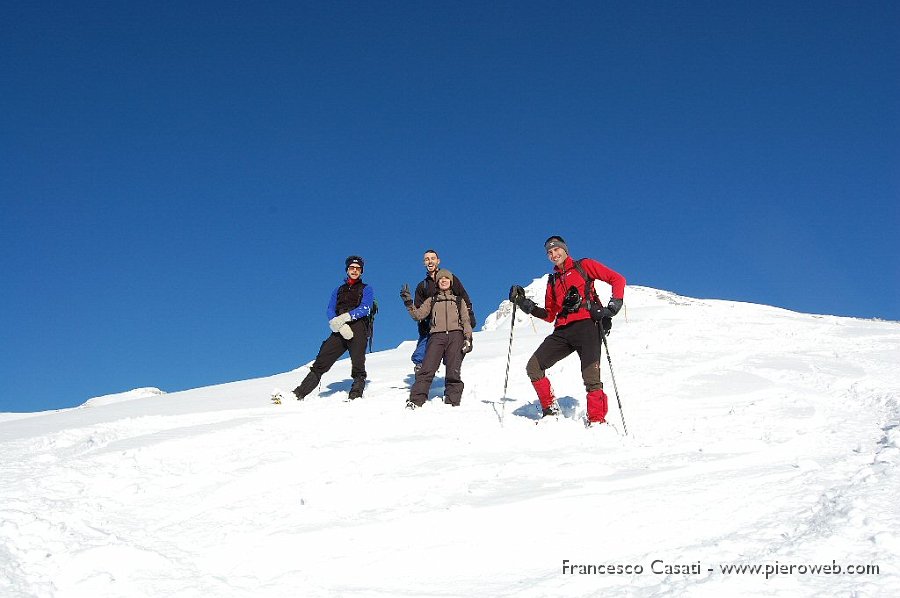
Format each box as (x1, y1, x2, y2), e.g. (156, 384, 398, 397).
(554, 256, 575, 274)
(346, 277, 362, 286)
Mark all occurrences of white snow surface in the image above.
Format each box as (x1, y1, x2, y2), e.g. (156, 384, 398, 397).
(2, 284, 898, 597)
(80, 388, 166, 408)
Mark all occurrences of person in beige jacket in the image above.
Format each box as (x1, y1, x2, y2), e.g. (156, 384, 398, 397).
(400, 269, 473, 408)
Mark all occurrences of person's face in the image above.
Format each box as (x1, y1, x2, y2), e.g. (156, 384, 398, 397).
(347, 265, 362, 280)
(438, 277, 451, 290)
(423, 252, 440, 274)
(547, 246, 567, 267)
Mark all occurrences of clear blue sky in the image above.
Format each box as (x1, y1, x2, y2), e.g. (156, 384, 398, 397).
(2, 1, 898, 413)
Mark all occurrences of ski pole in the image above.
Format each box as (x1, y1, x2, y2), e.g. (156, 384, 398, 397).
(601, 332, 628, 435)
(501, 302, 518, 425)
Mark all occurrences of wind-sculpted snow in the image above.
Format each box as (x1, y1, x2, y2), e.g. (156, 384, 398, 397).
(1, 286, 898, 597)
(80, 388, 165, 408)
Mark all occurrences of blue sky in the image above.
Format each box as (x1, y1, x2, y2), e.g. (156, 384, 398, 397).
(2, 1, 898, 413)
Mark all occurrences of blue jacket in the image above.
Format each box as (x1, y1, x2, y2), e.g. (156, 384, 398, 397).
(327, 279, 375, 321)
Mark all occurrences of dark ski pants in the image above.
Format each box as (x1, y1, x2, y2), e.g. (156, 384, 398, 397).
(409, 330, 465, 406)
(526, 319, 603, 392)
(296, 320, 367, 398)
(412, 333, 468, 368)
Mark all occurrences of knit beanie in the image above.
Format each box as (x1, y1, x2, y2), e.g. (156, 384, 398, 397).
(435, 268, 453, 283)
(544, 236, 569, 255)
(345, 255, 364, 271)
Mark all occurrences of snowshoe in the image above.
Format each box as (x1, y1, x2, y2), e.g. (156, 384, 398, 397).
(535, 403, 561, 425)
(583, 419, 622, 437)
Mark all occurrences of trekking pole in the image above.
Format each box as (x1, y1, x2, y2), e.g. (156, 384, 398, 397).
(501, 302, 519, 425)
(601, 333, 628, 435)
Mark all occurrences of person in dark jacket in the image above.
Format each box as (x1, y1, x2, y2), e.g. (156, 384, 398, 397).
(409, 249, 476, 371)
(401, 269, 473, 408)
(509, 236, 625, 425)
(293, 255, 375, 401)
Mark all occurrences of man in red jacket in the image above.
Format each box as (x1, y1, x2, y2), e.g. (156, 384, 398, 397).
(509, 236, 625, 425)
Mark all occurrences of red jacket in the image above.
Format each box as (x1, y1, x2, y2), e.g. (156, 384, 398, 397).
(542, 257, 626, 328)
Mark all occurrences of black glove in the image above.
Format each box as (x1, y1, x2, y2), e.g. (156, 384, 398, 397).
(606, 297, 623, 316)
(589, 297, 623, 321)
(508, 284, 536, 314)
(462, 337, 473, 354)
(400, 283, 413, 306)
(600, 316, 612, 336)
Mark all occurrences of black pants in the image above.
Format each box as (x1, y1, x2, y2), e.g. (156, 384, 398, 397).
(296, 319, 368, 397)
(526, 319, 603, 392)
(409, 330, 465, 406)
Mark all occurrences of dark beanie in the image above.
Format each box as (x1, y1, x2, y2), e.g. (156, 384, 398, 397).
(544, 236, 569, 254)
(345, 255, 364, 271)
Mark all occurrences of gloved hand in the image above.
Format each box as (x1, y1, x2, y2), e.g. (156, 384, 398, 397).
(400, 283, 413, 306)
(329, 312, 352, 333)
(462, 337, 473, 354)
(600, 316, 612, 336)
(338, 324, 354, 340)
(606, 297, 623, 316)
(508, 285, 536, 314)
(589, 298, 624, 322)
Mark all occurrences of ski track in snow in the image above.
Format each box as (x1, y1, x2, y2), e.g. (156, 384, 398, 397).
(1, 285, 898, 597)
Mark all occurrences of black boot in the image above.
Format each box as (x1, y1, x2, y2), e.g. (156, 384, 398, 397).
(348, 377, 365, 400)
(541, 403, 560, 418)
(293, 372, 320, 400)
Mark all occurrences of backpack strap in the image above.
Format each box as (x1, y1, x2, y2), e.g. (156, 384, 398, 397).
(572, 259, 600, 306)
(550, 259, 600, 307)
(425, 294, 466, 330)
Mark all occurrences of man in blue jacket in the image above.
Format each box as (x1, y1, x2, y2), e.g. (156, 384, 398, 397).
(294, 255, 375, 401)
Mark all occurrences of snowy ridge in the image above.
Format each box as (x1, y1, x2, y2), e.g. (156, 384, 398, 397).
(1, 286, 898, 597)
(81, 387, 166, 408)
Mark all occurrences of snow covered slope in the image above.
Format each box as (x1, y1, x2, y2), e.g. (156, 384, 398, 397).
(1, 285, 898, 597)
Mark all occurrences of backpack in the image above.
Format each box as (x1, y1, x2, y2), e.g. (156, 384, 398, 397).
(366, 300, 378, 353)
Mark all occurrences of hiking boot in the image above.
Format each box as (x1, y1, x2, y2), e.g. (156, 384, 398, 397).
(541, 404, 560, 418)
(348, 378, 365, 400)
(294, 372, 320, 401)
(405, 400, 419, 410)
